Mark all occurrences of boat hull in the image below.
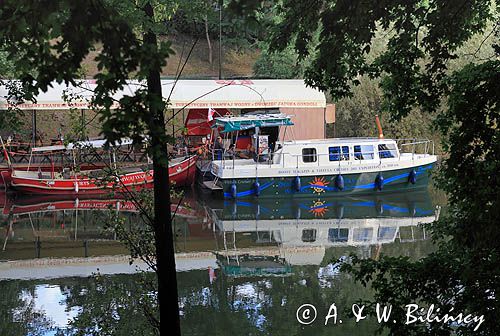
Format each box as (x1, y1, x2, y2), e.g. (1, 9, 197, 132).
(1, 163, 106, 188)
(10, 155, 197, 196)
(215, 163, 434, 199)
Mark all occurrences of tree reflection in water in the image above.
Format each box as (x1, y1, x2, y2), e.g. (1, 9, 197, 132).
(0, 258, 418, 335)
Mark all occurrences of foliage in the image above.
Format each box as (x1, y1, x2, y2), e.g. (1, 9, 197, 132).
(167, 0, 272, 51)
(0, 281, 53, 336)
(0, 51, 16, 78)
(0, 1, 183, 335)
(64, 273, 158, 336)
(245, 1, 500, 335)
(253, 43, 302, 78)
(343, 60, 500, 335)
(266, 0, 496, 118)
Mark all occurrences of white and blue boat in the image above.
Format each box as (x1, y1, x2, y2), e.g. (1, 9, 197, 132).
(201, 113, 437, 199)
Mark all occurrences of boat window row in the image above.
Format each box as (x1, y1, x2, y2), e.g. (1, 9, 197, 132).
(301, 227, 398, 243)
(301, 143, 398, 163)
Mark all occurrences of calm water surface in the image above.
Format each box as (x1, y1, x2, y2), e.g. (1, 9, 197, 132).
(0, 188, 443, 335)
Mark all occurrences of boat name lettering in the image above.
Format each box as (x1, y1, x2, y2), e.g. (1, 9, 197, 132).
(277, 164, 402, 175)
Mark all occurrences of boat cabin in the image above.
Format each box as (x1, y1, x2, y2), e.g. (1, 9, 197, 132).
(209, 113, 404, 170)
(272, 138, 400, 167)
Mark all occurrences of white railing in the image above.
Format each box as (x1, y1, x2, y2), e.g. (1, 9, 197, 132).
(397, 139, 434, 160)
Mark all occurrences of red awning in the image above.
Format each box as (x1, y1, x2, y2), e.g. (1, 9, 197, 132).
(184, 108, 230, 136)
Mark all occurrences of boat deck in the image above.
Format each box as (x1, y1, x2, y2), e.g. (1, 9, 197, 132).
(202, 181, 223, 191)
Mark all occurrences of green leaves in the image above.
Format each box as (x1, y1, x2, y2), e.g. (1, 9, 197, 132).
(257, 2, 500, 334)
(266, 0, 495, 118)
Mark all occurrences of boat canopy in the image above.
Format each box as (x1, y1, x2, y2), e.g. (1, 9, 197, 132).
(212, 114, 294, 133)
(31, 138, 134, 152)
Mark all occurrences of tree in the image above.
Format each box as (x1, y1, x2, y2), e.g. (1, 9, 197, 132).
(0, 1, 182, 335)
(247, 0, 500, 334)
(253, 43, 303, 79)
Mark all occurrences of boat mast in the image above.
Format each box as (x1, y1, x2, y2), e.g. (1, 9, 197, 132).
(375, 115, 384, 139)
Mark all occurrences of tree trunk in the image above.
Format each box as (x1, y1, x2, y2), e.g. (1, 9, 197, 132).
(205, 15, 213, 65)
(143, 3, 181, 336)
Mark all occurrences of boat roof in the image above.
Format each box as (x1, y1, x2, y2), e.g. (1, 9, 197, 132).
(213, 113, 294, 133)
(0, 79, 326, 110)
(281, 137, 397, 145)
(31, 138, 134, 152)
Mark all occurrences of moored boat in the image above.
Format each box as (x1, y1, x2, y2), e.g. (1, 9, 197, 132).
(0, 138, 140, 188)
(200, 114, 437, 198)
(10, 155, 197, 196)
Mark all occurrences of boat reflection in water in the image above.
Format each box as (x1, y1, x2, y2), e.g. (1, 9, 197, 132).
(205, 191, 440, 277)
(0, 189, 441, 335)
(0, 193, 198, 260)
(0, 189, 439, 267)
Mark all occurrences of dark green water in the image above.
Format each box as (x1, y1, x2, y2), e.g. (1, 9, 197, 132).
(0, 188, 444, 335)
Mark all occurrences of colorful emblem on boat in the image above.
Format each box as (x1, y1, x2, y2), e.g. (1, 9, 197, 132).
(309, 177, 329, 194)
(308, 199, 329, 217)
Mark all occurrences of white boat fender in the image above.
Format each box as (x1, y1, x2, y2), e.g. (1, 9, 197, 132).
(230, 183, 237, 199)
(293, 176, 301, 192)
(336, 204, 344, 219)
(376, 201, 384, 215)
(293, 204, 301, 219)
(253, 180, 261, 197)
(74, 182, 79, 193)
(231, 201, 238, 217)
(408, 169, 417, 184)
(253, 204, 261, 218)
(375, 173, 384, 191)
(408, 203, 416, 217)
(335, 174, 344, 190)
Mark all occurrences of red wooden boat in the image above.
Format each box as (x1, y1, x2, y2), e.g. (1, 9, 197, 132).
(1, 162, 106, 187)
(0, 137, 149, 188)
(10, 155, 197, 196)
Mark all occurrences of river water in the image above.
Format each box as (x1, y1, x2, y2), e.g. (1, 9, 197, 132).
(0, 187, 443, 335)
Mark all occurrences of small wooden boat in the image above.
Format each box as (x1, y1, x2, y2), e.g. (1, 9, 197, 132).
(10, 155, 197, 196)
(1, 138, 139, 188)
(1, 162, 106, 187)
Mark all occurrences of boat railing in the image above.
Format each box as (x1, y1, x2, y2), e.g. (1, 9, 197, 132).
(217, 139, 435, 170)
(220, 150, 384, 170)
(396, 139, 434, 160)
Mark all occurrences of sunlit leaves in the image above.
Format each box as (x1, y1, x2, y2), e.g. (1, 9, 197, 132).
(267, 0, 495, 118)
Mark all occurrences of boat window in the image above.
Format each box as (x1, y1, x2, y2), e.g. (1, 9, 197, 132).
(353, 145, 374, 160)
(302, 229, 317, 242)
(329, 146, 350, 161)
(353, 228, 373, 242)
(377, 227, 397, 240)
(378, 143, 398, 159)
(302, 148, 317, 163)
(328, 228, 349, 242)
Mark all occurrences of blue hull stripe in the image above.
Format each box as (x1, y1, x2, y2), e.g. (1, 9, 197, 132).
(224, 181, 274, 198)
(222, 164, 433, 198)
